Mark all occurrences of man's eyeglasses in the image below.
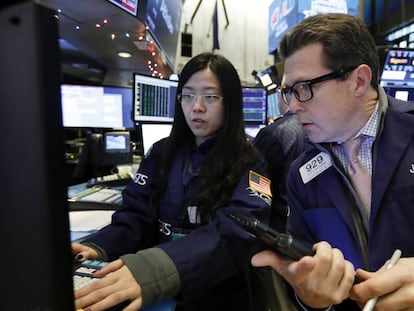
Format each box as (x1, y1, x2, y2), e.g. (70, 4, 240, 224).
(177, 93, 223, 105)
(278, 66, 359, 105)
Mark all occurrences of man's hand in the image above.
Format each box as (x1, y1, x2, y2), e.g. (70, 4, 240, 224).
(251, 241, 356, 309)
(350, 257, 414, 310)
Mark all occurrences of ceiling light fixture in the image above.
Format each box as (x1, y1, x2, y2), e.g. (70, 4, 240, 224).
(118, 51, 132, 58)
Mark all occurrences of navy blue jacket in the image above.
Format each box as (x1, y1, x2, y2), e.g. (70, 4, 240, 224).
(253, 112, 306, 231)
(85, 138, 272, 310)
(286, 95, 414, 309)
(287, 96, 414, 270)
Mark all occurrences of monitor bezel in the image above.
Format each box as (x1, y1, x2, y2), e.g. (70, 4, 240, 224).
(132, 72, 178, 123)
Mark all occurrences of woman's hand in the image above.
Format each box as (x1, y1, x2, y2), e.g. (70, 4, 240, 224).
(75, 259, 143, 311)
(72, 242, 99, 262)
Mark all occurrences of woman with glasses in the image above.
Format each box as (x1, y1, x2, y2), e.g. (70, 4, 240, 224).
(72, 52, 272, 311)
(252, 13, 414, 311)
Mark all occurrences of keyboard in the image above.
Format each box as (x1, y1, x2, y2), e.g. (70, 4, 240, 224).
(88, 172, 133, 188)
(73, 260, 177, 310)
(73, 259, 107, 291)
(68, 186, 123, 211)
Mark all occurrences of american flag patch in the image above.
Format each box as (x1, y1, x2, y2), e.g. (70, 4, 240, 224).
(249, 171, 271, 197)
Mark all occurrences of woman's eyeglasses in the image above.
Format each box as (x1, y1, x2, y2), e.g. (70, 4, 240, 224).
(177, 93, 223, 105)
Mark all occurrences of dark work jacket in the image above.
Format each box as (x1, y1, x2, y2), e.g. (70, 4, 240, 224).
(85, 138, 272, 311)
(253, 112, 306, 232)
(286, 95, 414, 310)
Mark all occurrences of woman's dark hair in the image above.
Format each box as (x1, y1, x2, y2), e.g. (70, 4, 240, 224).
(279, 13, 379, 91)
(150, 52, 258, 221)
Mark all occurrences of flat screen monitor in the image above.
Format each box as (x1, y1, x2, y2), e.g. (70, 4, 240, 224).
(140, 123, 172, 155)
(242, 87, 267, 125)
(107, 0, 139, 16)
(268, 0, 360, 54)
(104, 131, 131, 153)
(133, 73, 178, 122)
(380, 48, 414, 101)
(245, 124, 265, 139)
(255, 65, 279, 92)
(73, 130, 133, 182)
(145, 0, 183, 68)
(1, 2, 74, 309)
(61, 84, 134, 129)
(107, 0, 148, 20)
(267, 91, 282, 121)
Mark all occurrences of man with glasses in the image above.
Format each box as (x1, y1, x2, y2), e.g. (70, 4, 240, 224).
(252, 13, 414, 311)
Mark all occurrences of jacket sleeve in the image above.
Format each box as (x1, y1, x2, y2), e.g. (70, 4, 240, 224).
(83, 141, 163, 260)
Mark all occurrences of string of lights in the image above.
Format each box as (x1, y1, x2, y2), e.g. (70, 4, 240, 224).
(53, 8, 170, 79)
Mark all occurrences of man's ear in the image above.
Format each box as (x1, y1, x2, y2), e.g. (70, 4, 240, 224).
(353, 64, 372, 97)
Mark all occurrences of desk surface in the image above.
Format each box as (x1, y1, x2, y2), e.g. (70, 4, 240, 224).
(70, 209, 114, 242)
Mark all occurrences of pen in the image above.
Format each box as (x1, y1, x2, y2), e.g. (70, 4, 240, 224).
(362, 249, 402, 311)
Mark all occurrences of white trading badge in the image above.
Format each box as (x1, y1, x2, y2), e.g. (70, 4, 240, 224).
(299, 152, 332, 184)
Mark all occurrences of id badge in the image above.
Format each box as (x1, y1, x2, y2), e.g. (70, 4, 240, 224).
(299, 152, 332, 184)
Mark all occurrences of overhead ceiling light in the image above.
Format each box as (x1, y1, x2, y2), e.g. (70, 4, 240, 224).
(117, 51, 132, 58)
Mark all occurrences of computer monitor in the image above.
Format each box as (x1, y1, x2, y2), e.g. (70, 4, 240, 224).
(72, 130, 133, 182)
(267, 90, 282, 121)
(380, 48, 414, 101)
(1, 2, 74, 309)
(245, 124, 265, 139)
(140, 123, 173, 155)
(254, 65, 279, 92)
(242, 87, 267, 125)
(133, 73, 178, 122)
(61, 84, 134, 129)
(104, 131, 131, 154)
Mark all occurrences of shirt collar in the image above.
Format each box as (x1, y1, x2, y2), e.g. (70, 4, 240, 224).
(355, 102, 380, 140)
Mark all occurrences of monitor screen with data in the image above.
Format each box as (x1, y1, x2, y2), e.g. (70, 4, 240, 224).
(242, 87, 267, 124)
(133, 73, 178, 122)
(61, 84, 133, 129)
(380, 48, 414, 101)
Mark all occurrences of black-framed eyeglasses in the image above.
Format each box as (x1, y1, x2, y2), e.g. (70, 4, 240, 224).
(278, 65, 359, 105)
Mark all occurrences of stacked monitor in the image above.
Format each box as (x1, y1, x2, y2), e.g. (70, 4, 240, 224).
(133, 73, 178, 122)
(61, 84, 135, 181)
(242, 87, 267, 124)
(133, 73, 178, 155)
(140, 123, 173, 156)
(242, 87, 267, 138)
(267, 90, 282, 120)
(380, 48, 414, 101)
